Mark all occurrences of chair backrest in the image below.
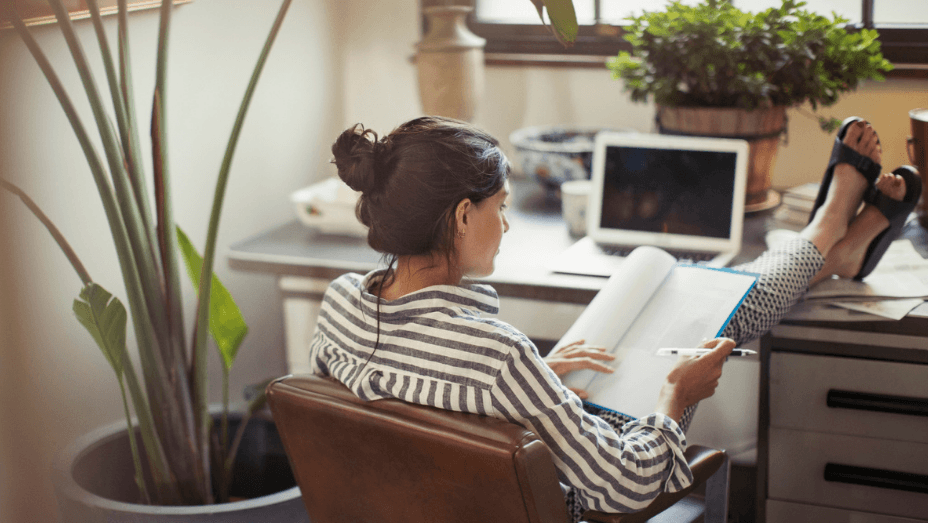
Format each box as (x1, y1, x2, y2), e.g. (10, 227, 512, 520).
(267, 374, 571, 523)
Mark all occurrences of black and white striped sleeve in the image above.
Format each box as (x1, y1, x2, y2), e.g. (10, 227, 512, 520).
(489, 333, 693, 514)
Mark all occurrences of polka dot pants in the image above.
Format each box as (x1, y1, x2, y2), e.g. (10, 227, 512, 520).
(567, 238, 825, 522)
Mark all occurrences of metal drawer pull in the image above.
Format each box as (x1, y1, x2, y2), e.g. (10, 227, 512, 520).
(826, 389, 928, 417)
(824, 463, 928, 494)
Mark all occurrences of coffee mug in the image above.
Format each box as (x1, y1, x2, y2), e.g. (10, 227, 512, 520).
(909, 108, 928, 224)
(560, 180, 592, 237)
(909, 108, 928, 173)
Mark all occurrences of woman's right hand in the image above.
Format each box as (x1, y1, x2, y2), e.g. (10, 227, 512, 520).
(654, 337, 735, 422)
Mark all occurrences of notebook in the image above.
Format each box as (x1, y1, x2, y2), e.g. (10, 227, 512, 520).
(548, 132, 749, 277)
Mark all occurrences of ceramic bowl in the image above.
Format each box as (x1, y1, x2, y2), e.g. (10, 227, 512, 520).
(509, 125, 636, 192)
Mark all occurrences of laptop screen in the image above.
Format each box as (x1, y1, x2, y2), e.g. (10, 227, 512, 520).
(600, 145, 738, 239)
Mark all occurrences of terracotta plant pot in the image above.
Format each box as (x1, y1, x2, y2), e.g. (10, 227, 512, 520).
(53, 412, 309, 523)
(657, 105, 786, 211)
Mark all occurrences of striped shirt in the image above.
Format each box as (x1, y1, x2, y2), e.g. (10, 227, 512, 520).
(309, 270, 693, 514)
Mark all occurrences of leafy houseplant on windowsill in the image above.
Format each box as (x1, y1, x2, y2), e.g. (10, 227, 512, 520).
(0, 0, 302, 520)
(607, 0, 893, 209)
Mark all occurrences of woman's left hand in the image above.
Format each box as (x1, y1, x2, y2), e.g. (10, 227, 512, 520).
(544, 339, 615, 399)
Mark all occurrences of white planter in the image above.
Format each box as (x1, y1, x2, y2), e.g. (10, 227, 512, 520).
(53, 413, 309, 523)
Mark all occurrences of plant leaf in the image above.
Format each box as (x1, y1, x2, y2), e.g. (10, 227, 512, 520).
(542, 0, 578, 44)
(176, 226, 247, 371)
(73, 283, 128, 377)
(526, 0, 577, 46)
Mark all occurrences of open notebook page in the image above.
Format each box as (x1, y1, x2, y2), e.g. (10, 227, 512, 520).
(559, 246, 757, 417)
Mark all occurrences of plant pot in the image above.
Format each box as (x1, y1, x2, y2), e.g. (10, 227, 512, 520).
(657, 105, 786, 211)
(415, 6, 486, 122)
(53, 411, 309, 523)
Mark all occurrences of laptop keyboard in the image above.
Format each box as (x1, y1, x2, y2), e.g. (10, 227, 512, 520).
(600, 245, 716, 264)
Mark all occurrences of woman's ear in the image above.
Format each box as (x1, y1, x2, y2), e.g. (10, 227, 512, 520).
(455, 198, 472, 231)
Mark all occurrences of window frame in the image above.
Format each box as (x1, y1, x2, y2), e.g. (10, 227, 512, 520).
(437, 0, 928, 71)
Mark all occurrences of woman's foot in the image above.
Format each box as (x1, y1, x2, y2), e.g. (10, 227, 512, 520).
(801, 120, 883, 257)
(814, 173, 905, 284)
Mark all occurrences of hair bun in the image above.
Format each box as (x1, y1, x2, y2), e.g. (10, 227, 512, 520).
(332, 124, 382, 193)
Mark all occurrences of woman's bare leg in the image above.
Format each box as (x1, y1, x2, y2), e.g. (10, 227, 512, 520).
(800, 121, 882, 259)
(812, 172, 908, 285)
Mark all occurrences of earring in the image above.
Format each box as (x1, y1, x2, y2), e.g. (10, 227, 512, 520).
(457, 230, 465, 238)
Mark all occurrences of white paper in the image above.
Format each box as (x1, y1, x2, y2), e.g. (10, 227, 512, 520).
(805, 270, 928, 300)
(783, 301, 894, 322)
(872, 239, 928, 273)
(909, 302, 928, 318)
(830, 298, 925, 320)
(559, 246, 676, 392)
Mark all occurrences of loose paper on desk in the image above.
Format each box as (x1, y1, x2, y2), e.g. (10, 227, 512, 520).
(784, 239, 928, 321)
(805, 239, 928, 300)
(557, 246, 757, 418)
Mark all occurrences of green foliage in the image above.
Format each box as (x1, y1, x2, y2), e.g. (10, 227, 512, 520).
(176, 227, 247, 371)
(2, 0, 292, 506)
(607, 0, 893, 110)
(527, 0, 579, 46)
(74, 283, 129, 377)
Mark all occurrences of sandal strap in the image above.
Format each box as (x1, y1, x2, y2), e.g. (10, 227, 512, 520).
(864, 186, 910, 221)
(829, 137, 882, 184)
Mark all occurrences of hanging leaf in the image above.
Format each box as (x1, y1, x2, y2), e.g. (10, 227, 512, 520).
(175, 226, 247, 371)
(527, 0, 578, 46)
(73, 282, 128, 377)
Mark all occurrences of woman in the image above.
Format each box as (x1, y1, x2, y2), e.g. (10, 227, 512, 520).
(309, 116, 908, 521)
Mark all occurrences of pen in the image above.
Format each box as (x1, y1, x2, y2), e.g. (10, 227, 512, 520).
(655, 348, 757, 357)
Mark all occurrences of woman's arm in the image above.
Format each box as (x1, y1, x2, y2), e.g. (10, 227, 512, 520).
(490, 335, 696, 514)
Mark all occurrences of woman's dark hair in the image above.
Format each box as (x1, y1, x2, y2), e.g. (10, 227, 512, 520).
(331, 116, 510, 264)
(331, 116, 509, 374)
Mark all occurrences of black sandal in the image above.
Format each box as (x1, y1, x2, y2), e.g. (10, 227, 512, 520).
(807, 116, 882, 225)
(854, 165, 923, 280)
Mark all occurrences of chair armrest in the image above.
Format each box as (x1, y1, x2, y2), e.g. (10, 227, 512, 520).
(580, 445, 725, 523)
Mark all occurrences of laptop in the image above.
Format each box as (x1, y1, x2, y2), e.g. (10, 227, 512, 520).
(548, 132, 749, 277)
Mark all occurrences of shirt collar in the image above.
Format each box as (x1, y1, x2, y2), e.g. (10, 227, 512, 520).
(358, 269, 500, 316)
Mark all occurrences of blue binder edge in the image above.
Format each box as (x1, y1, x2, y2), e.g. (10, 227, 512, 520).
(676, 263, 761, 337)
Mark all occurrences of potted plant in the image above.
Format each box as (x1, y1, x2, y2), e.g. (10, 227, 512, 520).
(0, 0, 307, 520)
(607, 0, 893, 209)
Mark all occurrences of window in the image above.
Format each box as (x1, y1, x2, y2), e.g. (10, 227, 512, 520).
(453, 0, 928, 68)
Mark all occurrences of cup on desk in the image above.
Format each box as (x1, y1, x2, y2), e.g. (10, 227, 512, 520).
(909, 109, 928, 226)
(560, 179, 591, 237)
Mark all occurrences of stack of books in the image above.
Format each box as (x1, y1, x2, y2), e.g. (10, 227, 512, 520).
(772, 182, 819, 230)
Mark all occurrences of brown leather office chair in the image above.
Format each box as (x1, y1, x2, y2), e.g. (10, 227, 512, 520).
(267, 374, 728, 523)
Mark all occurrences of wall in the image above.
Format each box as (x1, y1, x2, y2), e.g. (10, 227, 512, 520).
(0, 0, 340, 520)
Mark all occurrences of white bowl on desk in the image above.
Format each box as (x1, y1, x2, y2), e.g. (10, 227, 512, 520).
(290, 177, 367, 237)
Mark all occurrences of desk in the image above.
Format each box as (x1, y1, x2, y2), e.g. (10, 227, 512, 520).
(228, 178, 928, 521)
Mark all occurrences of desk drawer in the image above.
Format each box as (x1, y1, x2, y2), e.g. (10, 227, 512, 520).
(767, 499, 928, 523)
(769, 428, 928, 520)
(770, 352, 928, 442)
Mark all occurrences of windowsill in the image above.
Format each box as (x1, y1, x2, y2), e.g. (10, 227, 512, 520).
(485, 53, 610, 68)
(485, 53, 928, 78)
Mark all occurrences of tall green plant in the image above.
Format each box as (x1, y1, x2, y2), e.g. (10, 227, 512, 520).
(1, 0, 291, 505)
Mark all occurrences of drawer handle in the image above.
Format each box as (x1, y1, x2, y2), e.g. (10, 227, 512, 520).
(826, 389, 928, 417)
(824, 463, 928, 494)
